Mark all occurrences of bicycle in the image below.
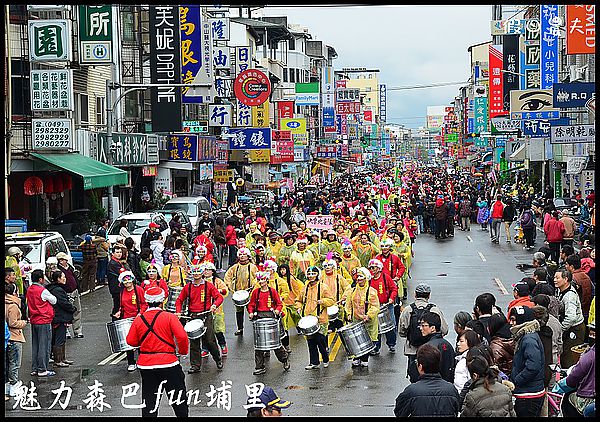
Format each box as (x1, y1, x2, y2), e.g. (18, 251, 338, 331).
(547, 363, 569, 417)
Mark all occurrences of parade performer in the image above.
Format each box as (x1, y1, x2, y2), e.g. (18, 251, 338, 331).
(248, 268, 291, 375)
(277, 264, 304, 338)
(322, 253, 350, 332)
(266, 231, 283, 258)
(263, 259, 292, 352)
(224, 247, 258, 336)
(375, 238, 405, 293)
(202, 262, 229, 356)
(113, 269, 147, 372)
(295, 266, 335, 369)
(162, 250, 188, 288)
(193, 244, 214, 265)
(353, 232, 379, 268)
(343, 267, 380, 367)
(340, 239, 361, 276)
(141, 260, 169, 294)
(126, 286, 189, 417)
(276, 232, 297, 268)
(319, 230, 343, 263)
(289, 234, 315, 283)
(368, 259, 398, 354)
(175, 264, 224, 373)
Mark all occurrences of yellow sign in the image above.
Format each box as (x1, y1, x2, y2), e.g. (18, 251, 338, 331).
(280, 118, 306, 134)
(213, 169, 233, 182)
(252, 100, 270, 128)
(249, 150, 271, 163)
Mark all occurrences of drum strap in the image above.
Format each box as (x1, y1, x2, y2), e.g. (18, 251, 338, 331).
(139, 311, 176, 353)
(350, 285, 370, 320)
(187, 281, 209, 314)
(119, 286, 142, 318)
(301, 282, 321, 317)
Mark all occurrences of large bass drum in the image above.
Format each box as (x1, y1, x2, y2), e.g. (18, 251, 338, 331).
(252, 318, 282, 351)
(377, 303, 395, 335)
(338, 321, 375, 358)
(106, 317, 137, 353)
(165, 286, 188, 314)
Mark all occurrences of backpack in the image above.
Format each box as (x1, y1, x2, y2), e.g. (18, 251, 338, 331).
(408, 302, 435, 347)
(521, 210, 534, 229)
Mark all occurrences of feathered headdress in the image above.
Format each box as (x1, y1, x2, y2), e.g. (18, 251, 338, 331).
(296, 233, 308, 243)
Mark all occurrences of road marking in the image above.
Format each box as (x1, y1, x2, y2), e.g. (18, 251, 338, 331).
(329, 332, 342, 362)
(110, 352, 128, 364)
(494, 277, 509, 295)
(478, 252, 487, 262)
(98, 352, 123, 366)
(467, 236, 473, 242)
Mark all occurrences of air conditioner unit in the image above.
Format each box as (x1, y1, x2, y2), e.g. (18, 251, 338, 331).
(569, 65, 585, 82)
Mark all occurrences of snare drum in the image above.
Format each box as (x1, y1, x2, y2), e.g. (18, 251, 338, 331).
(252, 318, 282, 351)
(297, 315, 320, 336)
(106, 317, 136, 353)
(232, 289, 251, 307)
(165, 286, 188, 314)
(377, 303, 395, 334)
(327, 305, 339, 321)
(338, 321, 375, 358)
(184, 319, 207, 339)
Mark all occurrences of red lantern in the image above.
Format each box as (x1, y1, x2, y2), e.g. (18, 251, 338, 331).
(53, 174, 64, 192)
(45, 176, 54, 194)
(61, 173, 72, 190)
(24, 176, 44, 195)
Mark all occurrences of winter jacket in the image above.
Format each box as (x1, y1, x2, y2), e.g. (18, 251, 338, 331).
(398, 298, 449, 355)
(489, 336, 515, 376)
(543, 218, 565, 243)
(225, 225, 238, 246)
(507, 296, 535, 317)
(26, 283, 56, 325)
(502, 204, 516, 222)
(433, 200, 448, 221)
(558, 286, 585, 331)
(565, 344, 595, 399)
(447, 201, 456, 217)
(571, 269, 593, 319)
(491, 200, 504, 219)
(150, 240, 164, 267)
(460, 377, 516, 417)
(5, 294, 27, 343)
(546, 313, 563, 363)
(107, 257, 126, 296)
(559, 216, 577, 239)
(126, 248, 142, 282)
(477, 205, 490, 224)
(140, 228, 161, 249)
(509, 320, 545, 397)
(459, 200, 471, 217)
(58, 263, 78, 293)
(537, 324, 554, 387)
(520, 209, 535, 229)
(46, 283, 77, 324)
(454, 350, 470, 392)
(394, 373, 461, 417)
(425, 332, 456, 383)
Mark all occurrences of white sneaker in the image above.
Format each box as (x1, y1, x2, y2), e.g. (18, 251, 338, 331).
(351, 359, 361, 367)
(322, 362, 329, 368)
(305, 364, 318, 370)
(127, 364, 137, 372)
(8, 382, 21, 397)
(360, 361, 369, 367)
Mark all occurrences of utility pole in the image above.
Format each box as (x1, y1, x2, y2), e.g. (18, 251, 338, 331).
(4, 5, 12, 219)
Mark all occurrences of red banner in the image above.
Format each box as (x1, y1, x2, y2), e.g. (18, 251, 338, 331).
(364, 110, 373, 122)
(336, 80, 346, 88)
(566, 5, 595, 55)
(277, 101, 294, 122)
(270, 131, 294, 164)
(336, 102, 361, 115)
(489, 44, 506, 118)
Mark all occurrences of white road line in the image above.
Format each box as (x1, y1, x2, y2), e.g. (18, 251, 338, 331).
(110, 352, 128, 364)
(494, 278, 509, 295)
(467, 236, 473, 242)
(98, 352, 122, 366)
(478, 252, 487, 262)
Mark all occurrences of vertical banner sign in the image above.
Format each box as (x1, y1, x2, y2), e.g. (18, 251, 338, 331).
(235, 46, 252, 75)
(212, 45, 230, 70)
(277, 101, 294, 125)
(379, 84, 387, 123)
(180, 5, 202, 103)
(321, 66, 335, 129)
(489, 44, 505, 118)
(541, 5, 560, 89)
(502, 35, 520, 111)
(209, 17, 230, 41)
(473, 97, 488, 135)
(216, 138, 229, 164)
(521, 19, 541, 89)
(78, 5, 113, 64)
(28, 20, 72, 62)
(236, 100, 252, 127)
(184, 12, 214, 103)
(566, 5, 595, 55)
(252, 100, 270, 128)
(149, 6, 182, 132)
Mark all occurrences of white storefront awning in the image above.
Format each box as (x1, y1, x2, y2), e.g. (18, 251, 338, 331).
(159, 161, 194, 171)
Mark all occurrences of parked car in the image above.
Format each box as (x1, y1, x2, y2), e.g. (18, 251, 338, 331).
(48, 208, 93, 242)
(162, 196, 212, 233)
(107, 212, 170, 247)
(245, 190, 276, 207)
(148, 209, 193, 234)
(5, 231, 75, 286)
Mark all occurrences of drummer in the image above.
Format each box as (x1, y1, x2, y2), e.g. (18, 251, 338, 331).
(339, 240, 361, 278)
(343, 267, 380, 368)
(126, 286, 189, 417)
(162, 250, 188, 288)
(368, 258, 398, 355)
(200, 262, 229, 357)
(193, 245, 214, 265)
(277, 263, 304, 339)
(321, 254, 350, 333)
(262, 259, 292, 352)
(175, 264, 224, 373)
(276, 232, 297, 268)
(294, 266, 335, 370)
(247, 270, 290, 375)
(113, 269, 147, 372)
(224, 247, 258, 336)
(141, 261, 168, 294)
(289, 234, 315, 283)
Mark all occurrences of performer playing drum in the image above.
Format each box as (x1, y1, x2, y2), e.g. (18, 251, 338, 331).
(343, 267, 380, 368)
(294, 266, 335, 370)
(175, 264, 224, 373)
(201, 262, 229, 356)
(368, 258, 398, 354)
(321, 254, 350, 333)
(277, 263, 304, 339)
(224, 248, 257, 336)
(141, 261, 168, 294)
(263, 259, 292, 353)
(247, 269, 290, 375)
(162, 250, 187, 288)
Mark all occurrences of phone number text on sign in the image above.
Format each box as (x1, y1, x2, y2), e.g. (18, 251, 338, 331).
(32, 118, 73, 150)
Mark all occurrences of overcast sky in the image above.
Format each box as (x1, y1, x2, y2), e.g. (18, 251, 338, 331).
(260, 5, 494, 129)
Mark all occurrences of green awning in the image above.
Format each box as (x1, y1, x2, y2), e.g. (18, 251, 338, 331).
(30, 152, 128, 190)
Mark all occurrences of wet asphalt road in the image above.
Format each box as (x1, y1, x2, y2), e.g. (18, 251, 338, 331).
(6, 224, 541, 417)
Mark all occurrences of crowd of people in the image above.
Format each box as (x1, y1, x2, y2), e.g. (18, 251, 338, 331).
(4, 162, 596, 417)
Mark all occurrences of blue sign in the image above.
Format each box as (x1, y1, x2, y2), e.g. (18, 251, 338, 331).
(553, 83, 595, 109)
(510, 110, 560, 120)
(522, 117, 570, 138)
(335, 114, 343, 135)
(285, 121, 301, 129)
(322, 106, 335, 128)
(495, 136, 507, 147)
(468, 117, 474, 134)
(168, 134, 198, 161)
(228, 128, 271, 150)
(540, 5, 559, 89)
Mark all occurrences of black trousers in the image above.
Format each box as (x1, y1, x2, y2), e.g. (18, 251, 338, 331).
(514, 396, 544, 417)
(548, 241, 561, 263)
(51, 323, 67, 348)
(307, 332, 329, 365)
(189, 313, 221, 367)
(235, 308, 246, 330)
(407, 355, 419, 383)
(140, 365, 188, 418)
(523, 227, 535, 247)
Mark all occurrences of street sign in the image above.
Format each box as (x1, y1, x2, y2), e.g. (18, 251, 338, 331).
(78, 5, 113, 64)
(32, 118, 73, 150)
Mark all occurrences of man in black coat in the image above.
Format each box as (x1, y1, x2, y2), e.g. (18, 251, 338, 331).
(420, 312, 456, 383)
(394, 344, 460, 417)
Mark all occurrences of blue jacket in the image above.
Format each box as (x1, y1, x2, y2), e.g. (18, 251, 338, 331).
(5, 321, 10, 349)
(510, 320, 545, 395)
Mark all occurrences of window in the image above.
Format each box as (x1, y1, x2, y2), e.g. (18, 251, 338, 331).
(96, 97, 105, 126)
(289, 68, 295, 83)
(289, 38, 295, 50)
(296, 69, 301, 83)
(77, 93, 89, 125)
(283, 68, 288, 83)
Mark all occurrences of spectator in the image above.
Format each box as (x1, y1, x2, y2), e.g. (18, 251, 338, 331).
(487, 313, 514, 377)
(140, 222, 161, 250)
(519, 203, 536, 250)
(554, 268, 586, 368)
(168, 213, 182, 234)
(508, 306, 545, 417)
(565, 254, 593, 323)
(56, 252, 83, 339)
(531, 294, 563, 370)
(197, 211, 215, 234)
(225, 217, 239, 268)
(394, 344, 460, 417)
(472, 293, 498, 343)
(506, 282, 534, 316)
(559, 210, 577, 247)
(419, 311, 456, 383)
(46, 270, 77, 369)
(118, 219, 131, 240)
(95, 221, 110, 286)
(107, 245, 128, 321)
(5, 282, 27, 399)
(459, 355, 516, 417)
(501, 198, 516, 244)
(453, 311, 472, 338)
(245, 385, 291, 417)
(125, 237, 143, 283)
(5, 247, 25, 296)
(454, 330, 481, 392)
(26, 269, 57, 377)
(213, 216, 227, 269)
(139, 247, 153, 280)
(543, 211, 565, 264)
(490, 195, 504, 243)
(150, 234, 165, 267)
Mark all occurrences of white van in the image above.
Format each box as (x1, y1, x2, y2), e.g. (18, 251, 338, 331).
(162, 196, 212, 233)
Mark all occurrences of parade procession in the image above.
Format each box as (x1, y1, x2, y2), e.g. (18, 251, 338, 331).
(4, 4, 595, 418)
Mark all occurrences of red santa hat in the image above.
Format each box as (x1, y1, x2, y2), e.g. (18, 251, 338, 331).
(144, 286, 166, 303)
(118, 268, 135, 284)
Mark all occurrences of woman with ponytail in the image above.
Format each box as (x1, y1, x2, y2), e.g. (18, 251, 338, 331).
(459, 355, 516, 417)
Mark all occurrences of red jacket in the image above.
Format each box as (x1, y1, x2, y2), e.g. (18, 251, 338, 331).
(119, 285, 148, 319)
(141, 278, 169, 295)
(543, 218, 565, 242)
(193, 234, 215, 255)
(225, 225, 238, 246)
(507, 296, 535, 316)
(491, 201, 504, 219)
(247, 287, 283, 314)
(175, 281, 223, 313)
(376, 252, 406, 280)
(126, 309, 189, 368)
(370, 272, 398, 304)
(26, 283, 55, 325)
